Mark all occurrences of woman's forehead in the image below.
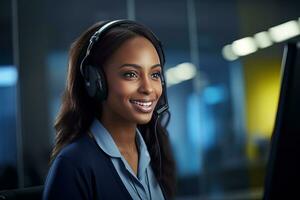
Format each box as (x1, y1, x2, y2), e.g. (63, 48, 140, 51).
(104, 36, 160, 70)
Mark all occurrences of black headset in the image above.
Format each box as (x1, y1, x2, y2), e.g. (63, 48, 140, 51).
(80, 19, 169, 116)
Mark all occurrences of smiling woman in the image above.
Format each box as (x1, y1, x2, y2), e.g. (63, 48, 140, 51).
(42, 20, 175, 200)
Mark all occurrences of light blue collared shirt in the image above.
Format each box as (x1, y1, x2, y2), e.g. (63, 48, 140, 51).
(90, 119, 165, 200)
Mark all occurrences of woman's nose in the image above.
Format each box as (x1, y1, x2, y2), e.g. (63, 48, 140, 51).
(138, 76, 154, 95)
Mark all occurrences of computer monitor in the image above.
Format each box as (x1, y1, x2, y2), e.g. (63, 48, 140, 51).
(263, 42, 300, 199)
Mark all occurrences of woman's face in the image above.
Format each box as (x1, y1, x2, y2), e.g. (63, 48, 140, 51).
(101, 36, 163, 125)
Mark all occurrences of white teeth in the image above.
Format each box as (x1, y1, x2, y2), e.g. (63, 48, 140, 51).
(131, 100, 152, 107)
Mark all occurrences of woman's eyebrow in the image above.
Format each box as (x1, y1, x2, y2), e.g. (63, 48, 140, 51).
(119, 63, 161, 69)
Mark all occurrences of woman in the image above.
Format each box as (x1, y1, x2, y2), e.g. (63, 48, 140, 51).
(43, 20, 176, 200)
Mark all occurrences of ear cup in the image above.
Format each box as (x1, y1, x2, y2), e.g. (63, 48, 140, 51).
(95, 67, 107, 101)
(85, 65, 107, 101)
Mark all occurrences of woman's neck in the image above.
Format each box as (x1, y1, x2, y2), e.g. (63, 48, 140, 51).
(98, 114, 139, 175)
(99, 115, 137, 151)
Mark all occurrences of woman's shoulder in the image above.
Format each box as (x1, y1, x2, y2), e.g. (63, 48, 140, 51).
(55, 134, 98, 165)
(48, 133, 113, 182)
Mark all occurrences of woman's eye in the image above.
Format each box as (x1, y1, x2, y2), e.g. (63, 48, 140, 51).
(152, 72, 161, 79)
(123, 72, 137, 78)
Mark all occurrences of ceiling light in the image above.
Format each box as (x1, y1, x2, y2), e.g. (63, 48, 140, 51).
(222, 45, 238, 61)
(232, 37, 258, 56)
(166, 62, 197, 87)
(268, 20, 300, 42)
(254, 31, 273, 48)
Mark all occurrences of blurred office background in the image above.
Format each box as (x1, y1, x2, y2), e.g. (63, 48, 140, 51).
(1, 0, 300, 199)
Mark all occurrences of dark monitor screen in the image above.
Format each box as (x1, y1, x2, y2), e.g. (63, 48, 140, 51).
(264, 42, 300, 199)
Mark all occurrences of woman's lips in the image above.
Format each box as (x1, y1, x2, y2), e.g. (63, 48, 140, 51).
(130, 99, 155, 113)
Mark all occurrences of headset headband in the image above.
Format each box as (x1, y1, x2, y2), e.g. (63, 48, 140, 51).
(80, 19, 165, 79)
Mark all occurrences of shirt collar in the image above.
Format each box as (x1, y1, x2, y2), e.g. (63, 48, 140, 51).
(90, 119, 122, 158)
(90, 119, 151, 170)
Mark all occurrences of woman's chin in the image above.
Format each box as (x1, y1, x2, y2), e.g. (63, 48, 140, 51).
(133, 113, 153, 124)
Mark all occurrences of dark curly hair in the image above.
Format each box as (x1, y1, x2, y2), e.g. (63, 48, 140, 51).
(51, 21, 176, 198)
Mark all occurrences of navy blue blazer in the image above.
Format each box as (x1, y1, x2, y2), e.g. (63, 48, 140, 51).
(43, 134, 133, 200)
(43, 133, 167, 200)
